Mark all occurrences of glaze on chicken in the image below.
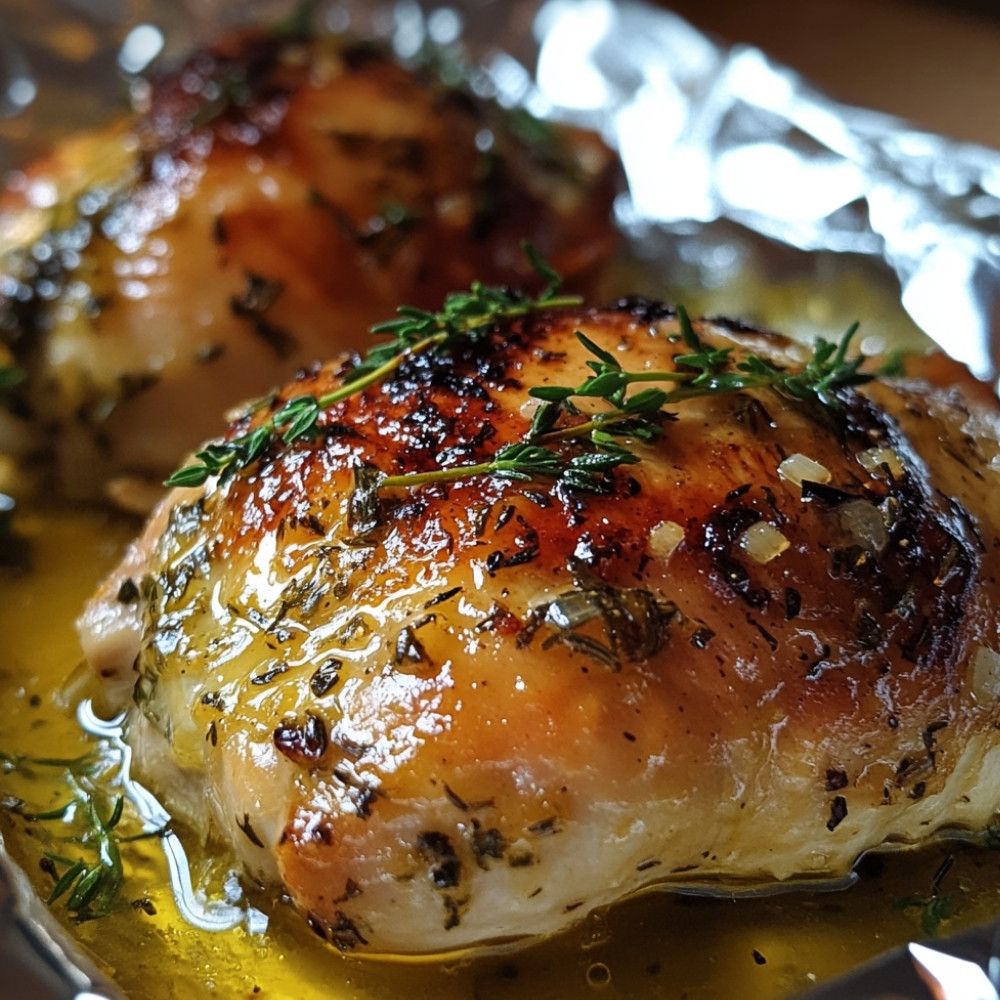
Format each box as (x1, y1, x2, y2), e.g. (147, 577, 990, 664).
(0, 31, 617, 504)
(79, 301, 1000, 955)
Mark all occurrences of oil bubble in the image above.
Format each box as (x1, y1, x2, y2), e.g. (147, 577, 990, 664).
(586, 962, 612, 989)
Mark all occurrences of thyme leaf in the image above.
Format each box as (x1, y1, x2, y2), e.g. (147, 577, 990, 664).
(893, 893, 956, 937)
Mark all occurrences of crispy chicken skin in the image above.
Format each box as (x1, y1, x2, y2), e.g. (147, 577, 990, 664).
(0, 32, 617, 503)
(79, 302, 1000, 955)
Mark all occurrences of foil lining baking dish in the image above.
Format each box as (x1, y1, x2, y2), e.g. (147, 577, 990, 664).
(1, 1, 999, 997)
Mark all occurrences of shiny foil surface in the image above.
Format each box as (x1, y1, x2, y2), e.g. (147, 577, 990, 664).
(1, 1, 999, 998)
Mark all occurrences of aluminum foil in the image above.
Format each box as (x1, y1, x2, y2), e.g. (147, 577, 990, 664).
(1, 1, 1000, 998)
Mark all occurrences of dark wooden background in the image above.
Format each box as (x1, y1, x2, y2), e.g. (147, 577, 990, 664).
(660, 0, 1000, 149)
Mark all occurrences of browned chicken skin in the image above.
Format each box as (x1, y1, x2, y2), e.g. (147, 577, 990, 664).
(79, 301, 1000, 956)
(0, 31, 617, 502)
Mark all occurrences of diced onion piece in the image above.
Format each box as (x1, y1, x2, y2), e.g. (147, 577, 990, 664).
(970, 645, 1000, 702)
(838, 500, 888, 554)
(649, 519, 685, 560)
(519, 397, 541, 420)
(989, 453, 1000, 475)
(857, 446, 905, 478)
(778, 453, 831, 487)
(739, 522, 790, 564)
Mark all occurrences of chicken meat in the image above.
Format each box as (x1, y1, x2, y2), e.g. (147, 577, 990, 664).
(79, 298, 1000, 955)
(0, 30, 617, 505)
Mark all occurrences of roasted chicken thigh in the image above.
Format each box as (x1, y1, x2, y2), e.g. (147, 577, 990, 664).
(0, 31, 616, 503)
(79, 300, 1000, 955)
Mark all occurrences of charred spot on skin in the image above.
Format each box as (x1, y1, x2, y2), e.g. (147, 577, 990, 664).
(923, 720, 949, 766)
(784, 587, 802, 620)
(307, 823, 334, 846)
(610, 296, 677, 324)
(328, 766, 379, 818)
(443, 896, 465, 930)
(528, 817, 561, 837)
(416, 831, 461, 889)
(827, 796, 848, 832)
(273, 712, 329, 765)
(825, 769, 848, 792)
(394, 626, 430, 671)
(310, 658, 342, 697)
(697, 495, 780, 608)
(333, 878, 363, 904)
(924, 720, 948, 749)
(471, 821, 507, 868)
(116, 577, 139, 604)
(687, 623, 715, 649)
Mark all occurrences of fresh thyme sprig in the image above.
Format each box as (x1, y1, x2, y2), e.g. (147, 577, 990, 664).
(43, 795, 125, 920)
(893, 892, 956, 937)
(1, 747, 157, 921)
(166, 243, 581, 488)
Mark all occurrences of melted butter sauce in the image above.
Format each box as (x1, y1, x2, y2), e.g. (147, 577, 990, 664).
(3, 505, 1000, 1000)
